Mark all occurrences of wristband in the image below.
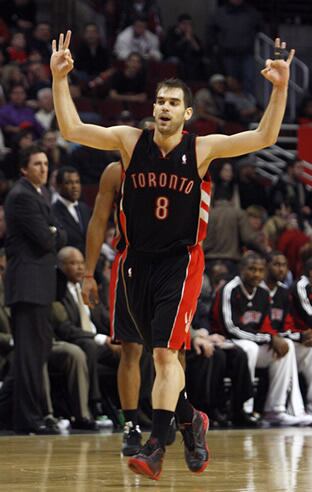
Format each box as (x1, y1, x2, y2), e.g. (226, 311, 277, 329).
(83, 274, 94, 279)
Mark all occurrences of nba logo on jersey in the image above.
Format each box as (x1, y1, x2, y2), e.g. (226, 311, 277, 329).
(128, 268, 132, 278)
(181, 154, 187, 165)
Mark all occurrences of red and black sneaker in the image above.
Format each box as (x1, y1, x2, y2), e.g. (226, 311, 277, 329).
(128, 437, 165, 480)
(179, 410, 210, 474)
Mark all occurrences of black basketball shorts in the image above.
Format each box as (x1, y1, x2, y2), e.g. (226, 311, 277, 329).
(120, 244, 204, 350)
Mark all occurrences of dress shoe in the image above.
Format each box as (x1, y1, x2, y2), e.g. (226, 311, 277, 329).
(31, 424, 61, 435)
(232, 411, 260, 428)
(209, 409, 230, 428)
(71, 417, 100, 431)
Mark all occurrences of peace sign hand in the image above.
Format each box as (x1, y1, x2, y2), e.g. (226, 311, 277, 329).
(261, 38, 295, 88)
(50, 30, 74, 79)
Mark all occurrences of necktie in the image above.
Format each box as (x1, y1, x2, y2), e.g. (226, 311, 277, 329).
(75, 284, 93, 332)
(74, 204, 84, 232)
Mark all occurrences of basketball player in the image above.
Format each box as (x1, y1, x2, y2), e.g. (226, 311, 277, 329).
(51, 31, 294, 480)
(82, 160, 176, 456)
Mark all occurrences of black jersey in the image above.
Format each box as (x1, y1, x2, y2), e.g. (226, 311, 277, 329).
(211, 276, 276, 343)
(291, 275, 312, 331)
(119, 129, 211, 253)
(262, 281, 301, 342)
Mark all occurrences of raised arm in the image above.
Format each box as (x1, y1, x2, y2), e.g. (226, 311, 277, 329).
(197, 38, 295, 177)
(50, 31, 140, 153)
(82, 161, 121, 306)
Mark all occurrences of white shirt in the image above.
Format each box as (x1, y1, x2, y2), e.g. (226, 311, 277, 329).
(58, 195, 80, 223)
(67, 282, 97, 334)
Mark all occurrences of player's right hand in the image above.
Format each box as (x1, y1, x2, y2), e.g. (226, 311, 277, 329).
(50, 30, 74, 79)
(82, 276, 99, 308)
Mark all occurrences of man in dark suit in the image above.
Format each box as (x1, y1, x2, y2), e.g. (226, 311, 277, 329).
(52, 166, 92, 254)
(4, 145, 66, 434)
(52, 246, 118, 429)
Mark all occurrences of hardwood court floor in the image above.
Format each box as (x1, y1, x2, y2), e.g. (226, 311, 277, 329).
(1, 427, 312, 491)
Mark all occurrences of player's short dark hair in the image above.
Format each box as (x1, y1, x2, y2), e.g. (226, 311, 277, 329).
(56, 166, 80, 185)
(19, 144, 45, 170)
(239, 251, 265, 271)
(156, 78, 193, 108)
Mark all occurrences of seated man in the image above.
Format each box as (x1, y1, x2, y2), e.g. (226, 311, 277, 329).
(52, 246, 120, 427)
(262, 252, 312, 424)
(211, 251, 306, 426)
(186, 270, 257, 427)
(291, 256, 312, 415)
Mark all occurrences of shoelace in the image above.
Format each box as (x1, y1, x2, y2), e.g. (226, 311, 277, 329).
(180, 424, 195, 451)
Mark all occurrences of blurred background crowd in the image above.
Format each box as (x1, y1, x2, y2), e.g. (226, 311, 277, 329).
(1, 0, 312, 434)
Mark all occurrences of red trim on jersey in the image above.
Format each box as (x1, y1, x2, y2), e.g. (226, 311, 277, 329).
(109, 252, 122, 338)
(167, 245, 204, 349)
(259, 314, 277, 336)
(196, 177, 211, 244)
(112, 167, 125, 250)
(119, 178, 129, 246)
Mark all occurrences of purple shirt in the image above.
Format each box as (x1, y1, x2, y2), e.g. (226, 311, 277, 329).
(0, 103, 44, 137)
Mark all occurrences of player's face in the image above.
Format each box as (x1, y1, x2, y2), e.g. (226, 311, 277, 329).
(63, 250, 85, 283)
(269, 255, 288, 282)
(241, 259, 266, 288)
(153, 87, 192, 135)
(21, 152, 49, 187)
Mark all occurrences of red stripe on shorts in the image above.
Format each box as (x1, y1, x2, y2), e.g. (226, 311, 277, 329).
(167, 245, 204, 349)
(109, 252, 122, 338)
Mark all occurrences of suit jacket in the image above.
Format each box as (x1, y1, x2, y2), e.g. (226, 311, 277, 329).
(52, 199, 91, 254)
(4, 177, 66, 305)
(51, 287, 110, 342)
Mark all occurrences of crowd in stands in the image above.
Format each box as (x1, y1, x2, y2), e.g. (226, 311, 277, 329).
(0, 0, 312, 433)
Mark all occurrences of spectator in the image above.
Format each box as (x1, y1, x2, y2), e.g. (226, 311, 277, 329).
(52, 166, 92, 254)
(35, 87, 55, 131)
(25, 60, 51, 100)
(186, 269, 257, 427)
(211, 252, 305, 425)
(193, 74, 236, 130)
(54, 246, 119, 424)
(0, 83, 43, 145)
(246, 205, 270, 251)
(114, 15, 162, 61)
(0, 249, 13, 382)
(1, 127, 34, 181)
(211, 159, 240, 207)
(162, 13, 205, 81)
(109, 52, 147, 104)
(4, 145, 66, 434)
(119, 0, 163, 37)
(6, 32, 28, 65)
(0, 63, 28, 95)
(74, 23, 111, 86)
(203, 197, 268, 277)
(237, 155, 269, 210)
(225, 76, 262, 125)
(29, 22, 52, 64)
(0, 0, 37, 32)
(40, 130, 69, 173)
(206, 0, 263, 94)
(276, 213, 310, 277)
(264, 252, 312, 421)
(269, 156, 312, 225)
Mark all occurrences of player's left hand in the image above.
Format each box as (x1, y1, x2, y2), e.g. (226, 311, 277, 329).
(261, 38, 295, 87)
(50, 30, 74, 79)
